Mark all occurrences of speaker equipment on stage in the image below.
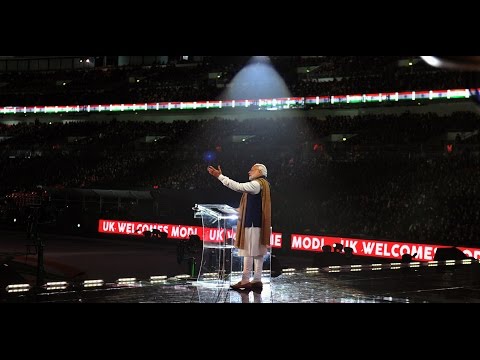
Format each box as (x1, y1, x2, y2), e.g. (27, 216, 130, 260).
(270, 254, 282, 277)
(176, 235, 203, 277)
(433, 247, 468, 261)
(333, 243, 343, 253)
(401, 253, 417, 263)
(151, 229, 168, 240)
(188, 234, 201, 247)
(344, 247, 354, 258)
(322, 245, 332, 253)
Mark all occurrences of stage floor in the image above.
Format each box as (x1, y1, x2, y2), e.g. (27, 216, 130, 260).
(2, 230, 480, 303)
(7, 261, 480, 303)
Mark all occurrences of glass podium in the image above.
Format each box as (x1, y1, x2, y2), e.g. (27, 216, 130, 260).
(193, 204, 271, 288)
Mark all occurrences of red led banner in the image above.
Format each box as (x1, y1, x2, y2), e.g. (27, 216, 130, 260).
(98, 219, 282, 248)
(290, 233, 480, 261)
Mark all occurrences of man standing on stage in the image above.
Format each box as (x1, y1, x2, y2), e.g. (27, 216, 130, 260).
(207, 163, 271, 291)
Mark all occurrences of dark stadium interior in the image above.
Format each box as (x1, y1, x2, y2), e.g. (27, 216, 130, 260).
(1, 55, 480, 303)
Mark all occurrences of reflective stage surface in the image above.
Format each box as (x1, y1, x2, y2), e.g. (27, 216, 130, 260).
(2, 230, 480, 303)
(7, 261, 480, 303)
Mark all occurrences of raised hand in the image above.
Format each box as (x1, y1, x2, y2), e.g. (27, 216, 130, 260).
(207, 165, 222, 178)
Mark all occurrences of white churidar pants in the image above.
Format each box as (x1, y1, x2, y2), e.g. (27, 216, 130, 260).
(238, 226, 267, 282)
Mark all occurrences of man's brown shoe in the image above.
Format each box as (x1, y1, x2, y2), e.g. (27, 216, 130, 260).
(230, 281, 252, 290)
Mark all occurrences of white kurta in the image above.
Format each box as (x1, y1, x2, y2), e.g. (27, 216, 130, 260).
(218, 174, 268, 257)
(238, 227, 268, 257)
